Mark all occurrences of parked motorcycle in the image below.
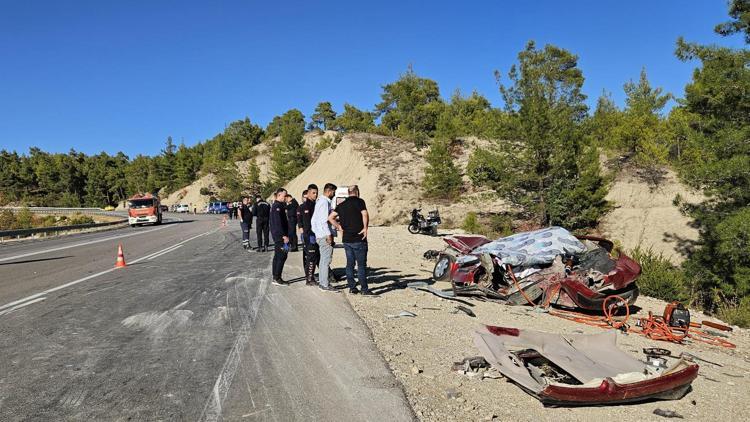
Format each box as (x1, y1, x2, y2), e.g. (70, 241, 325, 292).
(432, 227, 641, 312)
(408, 208, 441, 235)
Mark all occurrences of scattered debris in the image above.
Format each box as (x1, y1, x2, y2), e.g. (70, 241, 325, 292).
(406, 281, 429, 289)
(386, 310, 417, 319)
(452, 305, 476, 318)
(451, 356, 490, 374)
(702, 320, 733, 332)
(422, 250, 441, 260)
(653, 409, 684, 419)
(482, 369, 503, 379)
(681, 352, 723, 367)
(415, 286, 475, 306)
(704, 329, 730, 338)
(722, 372, 744, 378)
(410, 366, 422, 375)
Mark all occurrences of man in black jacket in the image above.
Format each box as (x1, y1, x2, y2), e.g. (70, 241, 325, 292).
(269, 188, 290, 285)
(252, 195, 270, 252)
(238, 197, 253, 250)
(285, 193, 300, 252)
(300, 184, 319, 286)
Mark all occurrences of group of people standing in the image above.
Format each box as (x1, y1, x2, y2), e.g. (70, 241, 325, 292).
(235, 184, 371, 295)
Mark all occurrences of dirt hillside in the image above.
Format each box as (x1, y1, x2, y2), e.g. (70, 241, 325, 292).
(283, 133, 508, 226)
(161, 173, 218, 211)
(236, 130, 339, 183)
(599, 169, 703, 263)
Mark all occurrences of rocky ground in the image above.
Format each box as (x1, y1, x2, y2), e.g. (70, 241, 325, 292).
(330, 226, 750, 422)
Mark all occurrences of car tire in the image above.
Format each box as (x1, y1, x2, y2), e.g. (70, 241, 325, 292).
(433, 254, 455, 282)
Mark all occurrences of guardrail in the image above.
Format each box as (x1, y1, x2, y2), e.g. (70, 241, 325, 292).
(0, 219, 128, 239)
(0, 207, 128, 240)
(0, 207, 125, 217)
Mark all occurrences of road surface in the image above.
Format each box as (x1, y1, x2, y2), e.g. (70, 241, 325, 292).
(0, 214, 413, 421)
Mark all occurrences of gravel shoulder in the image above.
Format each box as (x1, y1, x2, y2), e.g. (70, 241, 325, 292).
(331, 226, 750, 422)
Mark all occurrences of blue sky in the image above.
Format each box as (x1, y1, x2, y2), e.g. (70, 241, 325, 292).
(0, 0, 745, 156)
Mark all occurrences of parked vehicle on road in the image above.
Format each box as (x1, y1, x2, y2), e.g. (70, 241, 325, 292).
(208, 201, 229, 214)
(408, 208, 441, 235)
(432, 227, 641, 312)
(127, 193, 162, 227)
(175, 204, 189, 213)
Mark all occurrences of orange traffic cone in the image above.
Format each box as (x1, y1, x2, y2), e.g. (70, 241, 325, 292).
(115, 243, 127, 268)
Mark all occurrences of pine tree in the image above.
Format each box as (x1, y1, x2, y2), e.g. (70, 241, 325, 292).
(270, 122, 309, 185)
(245, 159, 262, 194)
(423, 139, 462, 199)
(310, 102, 337, 130)
(470, 41, 608, 229)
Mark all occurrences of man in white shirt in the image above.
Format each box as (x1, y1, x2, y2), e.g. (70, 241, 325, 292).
(311, 183, 338, 292)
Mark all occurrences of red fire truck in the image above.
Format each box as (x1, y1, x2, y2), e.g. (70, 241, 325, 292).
(127, 193, 163, 227)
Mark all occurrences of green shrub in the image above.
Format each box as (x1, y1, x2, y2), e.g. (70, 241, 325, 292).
(366, 138, 382, 149)
(461, 212, 481, 234)
(40, 215, 57, 227)
(628, 246, 691, 303)
(199, 187, 211, 196)
(0, 210, 17, 230)
(717, 296, 750, 328)
(489, 214, 513, 237)
(15, 207, 34, 229)
(316, 136, 333, 151)
(68, 214, 95, 225)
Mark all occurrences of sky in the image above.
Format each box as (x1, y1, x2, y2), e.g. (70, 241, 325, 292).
(0, 0, 745, 156)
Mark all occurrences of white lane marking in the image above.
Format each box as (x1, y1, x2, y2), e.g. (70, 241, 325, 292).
(0, 229, 218, 313)
(147, 244, 183, 261)
(0, 224, 172, 263)
(0, 296, 46, 316)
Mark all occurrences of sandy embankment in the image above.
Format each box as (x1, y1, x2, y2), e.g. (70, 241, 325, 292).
(330, 226, 750, 422)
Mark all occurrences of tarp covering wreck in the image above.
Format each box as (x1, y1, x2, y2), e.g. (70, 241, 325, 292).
(473, 226, 586, 267)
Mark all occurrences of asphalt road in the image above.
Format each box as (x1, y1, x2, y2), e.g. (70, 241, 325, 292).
(0, 214, 413, 421)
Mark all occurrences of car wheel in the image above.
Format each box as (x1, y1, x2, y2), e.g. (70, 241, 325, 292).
(408, 223, 420, 234)
(433, 254, 455, 282)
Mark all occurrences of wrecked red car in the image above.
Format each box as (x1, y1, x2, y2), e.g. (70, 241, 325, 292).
(474, 325, 698, 406)
(432, 227, 641, 312)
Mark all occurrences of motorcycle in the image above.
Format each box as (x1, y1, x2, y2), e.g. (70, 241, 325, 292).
(408, 208, 441, 235)
(432, 227, 641, 312)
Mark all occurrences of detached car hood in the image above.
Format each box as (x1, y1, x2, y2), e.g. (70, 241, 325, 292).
(473, 325, 698, 406)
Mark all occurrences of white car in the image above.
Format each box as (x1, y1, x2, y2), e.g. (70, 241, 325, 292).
(175, 204, 190, 213)
(334, 186, 349, 208)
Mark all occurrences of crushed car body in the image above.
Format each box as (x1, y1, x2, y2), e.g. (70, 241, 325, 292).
(433, 226, 641, 312)
(473, 325, 699, 406)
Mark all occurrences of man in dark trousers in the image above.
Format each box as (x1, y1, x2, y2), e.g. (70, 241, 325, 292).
(238, 196, 253, 250)
(252, 195, 270, 252)
(300, 185, 319, 286)
(270, 188, 290, 285)
(285, 193, 300, 252)
(297, 189, 308, 269)
(328, 185, 371, 295)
